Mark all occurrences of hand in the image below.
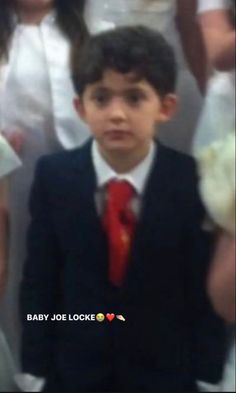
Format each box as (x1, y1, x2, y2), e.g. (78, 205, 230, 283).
(15, 373, 46, 392)
(208, 232, 236, 322)
(2, 128, 26, 154)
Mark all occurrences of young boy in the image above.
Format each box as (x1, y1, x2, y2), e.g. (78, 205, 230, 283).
(20, 26, 226, 392)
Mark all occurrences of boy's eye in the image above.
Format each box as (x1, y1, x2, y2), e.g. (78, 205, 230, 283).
(92, 92, 110, 106)
(125, 91, 145, 105)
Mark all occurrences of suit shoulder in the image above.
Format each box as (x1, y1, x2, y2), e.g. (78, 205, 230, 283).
(35, 140, 92, 177)
(158, 143, 198, 182)
(157, 143, 205, 216)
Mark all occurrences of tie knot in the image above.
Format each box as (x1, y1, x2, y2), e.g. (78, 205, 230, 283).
(107, 179, 135, 212)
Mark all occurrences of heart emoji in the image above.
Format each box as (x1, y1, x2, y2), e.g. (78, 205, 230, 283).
(106, 313, 115, 322)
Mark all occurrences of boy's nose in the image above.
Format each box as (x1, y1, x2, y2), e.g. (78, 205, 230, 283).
(108, 100, 127, 123)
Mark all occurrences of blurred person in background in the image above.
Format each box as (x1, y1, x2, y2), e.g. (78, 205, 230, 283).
(207, 233, 235, 392)
(85, 0, 207, 154)
(194, 0, 235, 391)
(0, 0, 89, 365)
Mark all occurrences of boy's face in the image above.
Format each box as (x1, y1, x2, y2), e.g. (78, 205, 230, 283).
(75, 69, 177, 159)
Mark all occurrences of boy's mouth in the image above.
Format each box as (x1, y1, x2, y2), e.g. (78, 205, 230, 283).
(105, 130, 132, 139)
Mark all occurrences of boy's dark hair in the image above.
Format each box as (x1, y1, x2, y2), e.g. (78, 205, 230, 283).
(72, 25, 177, 97)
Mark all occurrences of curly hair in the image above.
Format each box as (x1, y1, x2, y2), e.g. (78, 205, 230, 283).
(0, 0, 88, 60)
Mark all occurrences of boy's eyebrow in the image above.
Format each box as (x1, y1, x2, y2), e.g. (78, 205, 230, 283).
(90, 85, 147, 94)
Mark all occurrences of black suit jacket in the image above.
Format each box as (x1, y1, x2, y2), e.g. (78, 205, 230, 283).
(20, 140, 226, 392)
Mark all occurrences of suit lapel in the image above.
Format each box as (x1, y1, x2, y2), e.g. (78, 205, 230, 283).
(65, 141, 181, 289)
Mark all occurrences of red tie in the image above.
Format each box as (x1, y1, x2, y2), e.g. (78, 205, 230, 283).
(103, 179, 136, 287)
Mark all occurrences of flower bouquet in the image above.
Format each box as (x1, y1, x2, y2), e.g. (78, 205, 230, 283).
(196, 132, 235, 234)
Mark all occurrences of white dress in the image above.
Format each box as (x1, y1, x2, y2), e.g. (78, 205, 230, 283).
(194, 1, 235, 392)
(193, 0, 234, 153)
(0, 12, 90, 365)
(85, 0, 203, 154)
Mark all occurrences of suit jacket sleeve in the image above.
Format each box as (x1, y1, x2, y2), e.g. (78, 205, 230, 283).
(20, 157, 61, 378)
(184, 159, 226, 384)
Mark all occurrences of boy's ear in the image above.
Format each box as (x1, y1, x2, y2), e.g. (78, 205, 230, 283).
(74, 97, 87, 122)
(159, 94, 178, 123)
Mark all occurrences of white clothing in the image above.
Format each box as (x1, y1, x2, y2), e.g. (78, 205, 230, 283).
(85, 0, 203, 154)
(193, 12, 235, 231)
(198, 0, 231, 13)
(92, 140, 156, 217)
(194, 3, 235, 391)
(0, 12, 89, 366)
(221, 336, 236, 392)
(15, 373, 45, 392)
(0, 12, 89, 149)
(194, 71, 236, 391)
(193, 71, 235, 152)
(0, 134, 21, 178)
(86, 0, 187, 70)
(86, 1, 174, 42)
(197, 132, 235, 234)
(92, 140, 155, 194)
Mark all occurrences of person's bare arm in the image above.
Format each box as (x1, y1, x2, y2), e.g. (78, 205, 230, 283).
(199, 10, 236, 71)
(0, 179, 9, 298)
(176, 0, 208, 94)
(208, 232, 235, 323)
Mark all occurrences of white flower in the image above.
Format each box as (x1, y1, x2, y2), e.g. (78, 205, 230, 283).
(197, 133, 235, 234)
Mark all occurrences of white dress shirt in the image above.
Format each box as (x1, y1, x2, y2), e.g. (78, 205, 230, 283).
(92, 140, 156, 217)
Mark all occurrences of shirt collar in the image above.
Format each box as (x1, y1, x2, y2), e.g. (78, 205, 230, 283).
(92, 140, 156, 195)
